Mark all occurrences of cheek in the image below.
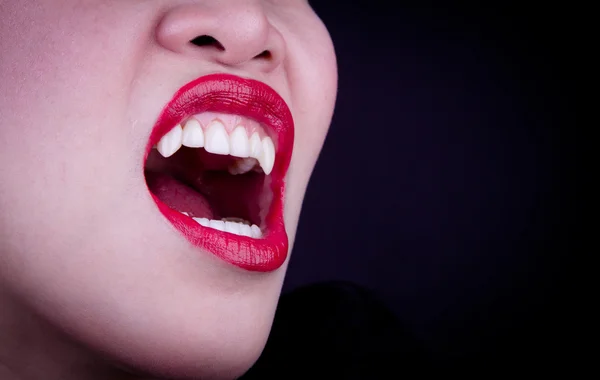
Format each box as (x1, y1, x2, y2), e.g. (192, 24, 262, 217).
(0, 1, 152, 135)
(289, 19, 338, 174)
(0, 2, 152, 292)
(281, 13, 337, 239)
(0, 2, 149, 221)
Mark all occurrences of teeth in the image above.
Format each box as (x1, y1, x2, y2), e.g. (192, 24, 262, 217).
(228, 157, 258, 175)
(156, 124, 183, 158)
(189, 216, 262, 238)
(208, 219, 225, 231)
(192, 217, 209, 227)
(224, 221, 241, 235)
(258, 137, 275, 175)
(239, 224, 253, 237)
(222, 217, 251, 225)
(158, 118, 276, 175)
(182, 119, 204, 148)
(249, 132, 262, 158)
(250, 225, 262, 238)
(204, 120, 230, 155)
(229, 126, 250, 158)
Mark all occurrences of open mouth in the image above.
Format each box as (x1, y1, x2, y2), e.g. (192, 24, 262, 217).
(144, 74, 294, 272)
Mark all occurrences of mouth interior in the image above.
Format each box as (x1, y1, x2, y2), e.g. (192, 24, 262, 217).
(144, 147, 270, 227)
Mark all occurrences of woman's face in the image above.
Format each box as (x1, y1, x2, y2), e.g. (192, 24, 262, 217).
(0, 0, 336, 378)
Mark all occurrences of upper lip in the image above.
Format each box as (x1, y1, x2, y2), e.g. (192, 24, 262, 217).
(145, 73, 294, 167)
(145, 73, 294, 272)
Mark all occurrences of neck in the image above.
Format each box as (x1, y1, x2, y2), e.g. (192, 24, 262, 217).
(0, 288, 149, 380)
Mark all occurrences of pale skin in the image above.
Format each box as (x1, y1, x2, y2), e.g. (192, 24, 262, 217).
(0, 1, 338, 379)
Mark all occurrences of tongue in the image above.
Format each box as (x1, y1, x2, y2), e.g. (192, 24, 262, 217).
(145, 172, 214, 219)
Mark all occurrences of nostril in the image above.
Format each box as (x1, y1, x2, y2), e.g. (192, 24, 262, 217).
(190, 35, 225, 50)
(255, 50, 272, 60)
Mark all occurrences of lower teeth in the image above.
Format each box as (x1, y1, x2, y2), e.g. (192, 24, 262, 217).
(228, 157, 258, 175)
(221, 217, 251, 225)
(179, 213, 261, 238)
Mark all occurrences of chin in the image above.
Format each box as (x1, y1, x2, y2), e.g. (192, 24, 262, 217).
(115, 321, 269, 379)
(54, 277, 280, 379)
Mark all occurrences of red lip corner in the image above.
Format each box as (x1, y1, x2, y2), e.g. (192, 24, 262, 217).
(146, 74, 294, 272)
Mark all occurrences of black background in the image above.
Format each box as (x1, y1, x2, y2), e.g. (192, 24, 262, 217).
(283, 1, 577, 365)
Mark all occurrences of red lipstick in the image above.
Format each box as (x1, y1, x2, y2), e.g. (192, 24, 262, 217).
(145, 74, 294, 271)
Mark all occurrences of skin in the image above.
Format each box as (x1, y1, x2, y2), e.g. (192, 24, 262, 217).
(0, 1, 337, 379)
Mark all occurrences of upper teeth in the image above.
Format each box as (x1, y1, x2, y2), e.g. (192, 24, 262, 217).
(181, 118, 204, 148)
(155, 117, 276, 175)
(156, 124, 183, 158)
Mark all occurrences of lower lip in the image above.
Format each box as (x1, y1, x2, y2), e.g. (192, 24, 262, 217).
(145, 74, 293, 272)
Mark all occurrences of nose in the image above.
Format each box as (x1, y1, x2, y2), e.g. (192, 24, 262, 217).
(155, 2, 285, 72)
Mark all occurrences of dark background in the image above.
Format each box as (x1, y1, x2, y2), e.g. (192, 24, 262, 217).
(283, 1, 576, 366)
